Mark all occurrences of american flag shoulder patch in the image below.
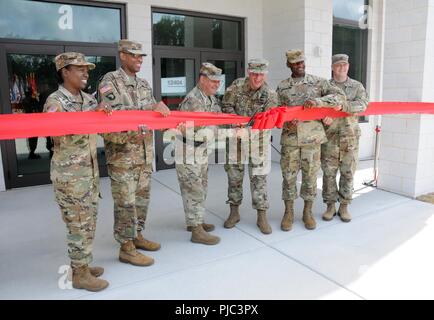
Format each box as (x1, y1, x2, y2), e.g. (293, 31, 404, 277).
(47, 105, 59, 113)
(100, 85, 113, 95)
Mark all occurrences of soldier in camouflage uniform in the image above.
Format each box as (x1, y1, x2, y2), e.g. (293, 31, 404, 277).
(98, 40, 170, 266)
(321, 54, 369, 223)
(176, 63, 222, 245)
(277, 50, 346, 231)
(44, 52, 110, 292)
(222, 58, 279, 235)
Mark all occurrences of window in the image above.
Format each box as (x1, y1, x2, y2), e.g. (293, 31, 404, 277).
(0, 0, 122, 43)
(333, 0, 369, 122)
(333, 0, 367, 23)
(153, 12, 241, 51)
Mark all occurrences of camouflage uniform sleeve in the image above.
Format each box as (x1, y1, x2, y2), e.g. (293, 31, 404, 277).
(98, 75, 122, 108)
(314, 79, 347, 108)
(344, 82, 369, 114)
(180, 96, 202, 112)
(141, 80, 158, 111)
(103, 131, 139, 144)
(98, 75, 134, 144)
(179, 96, 204, 134)
(276, 85, 285, 106)
(221, 83, 236, 114)
(43, 97, 62, 113)
(43, 97, 62, 145)
(212, 97, 223, 113)
(264, 89, 280, 111)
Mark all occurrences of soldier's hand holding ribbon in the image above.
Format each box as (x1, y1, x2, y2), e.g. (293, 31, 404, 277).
(96, 102, 113, 116)
(303, 99, 318, 109)
(152, 101, 171, 117)
(322, 116, 333, 126)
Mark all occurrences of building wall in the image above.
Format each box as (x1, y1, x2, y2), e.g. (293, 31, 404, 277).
(378, 0, 434, 198)
(414, 0, 434, 196)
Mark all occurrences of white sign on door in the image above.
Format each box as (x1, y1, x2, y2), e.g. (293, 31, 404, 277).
(161, 77, 186, 95)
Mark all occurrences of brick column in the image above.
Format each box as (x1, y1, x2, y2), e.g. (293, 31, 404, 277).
(378, 0, 434, 197)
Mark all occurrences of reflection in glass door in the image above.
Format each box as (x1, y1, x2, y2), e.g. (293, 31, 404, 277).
(5, 51, 59, 185)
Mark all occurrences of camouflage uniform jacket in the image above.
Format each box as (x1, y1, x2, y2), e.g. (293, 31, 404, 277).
(326, 77, 369, 138)
(222, 77, 279, 117)
(180, 85, 221, 113)
(43, 85, 99, 182)
(98, 67, 157, 167)
(277, 74, 346, 146)
(179, 85, 221, 137)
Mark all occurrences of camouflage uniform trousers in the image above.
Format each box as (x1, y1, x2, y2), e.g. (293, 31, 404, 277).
(176, 149, 209, 228)
(321, 135, 360, 204)
(54, 177, 99, 268)
(108, 164, 152, 244)
(224, 136, 269, 210)
(281, 145, 321, 201)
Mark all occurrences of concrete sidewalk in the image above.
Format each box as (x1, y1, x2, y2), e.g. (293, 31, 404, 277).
(0, 161, 433, 300)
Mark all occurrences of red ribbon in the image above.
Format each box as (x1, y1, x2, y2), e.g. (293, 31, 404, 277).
(252, 102, 434, 129)
(0, 110, 250, 140)
(1, 102, 434, 140)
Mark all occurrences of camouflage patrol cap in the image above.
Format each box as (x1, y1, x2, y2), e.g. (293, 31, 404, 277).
(332, 54, 349, 65)
(118, 39, 147, 56)
(199, 62, 222, 81)
(286, 49, 305, 64)
(54, 52, 95, 72)
(248, 58, 269, 74)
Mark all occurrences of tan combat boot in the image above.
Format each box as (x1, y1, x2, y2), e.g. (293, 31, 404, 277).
(133, 233, 161, 251)
(119, 241, 154, 266)
(302, 201, 316, 230)
(89, 266, 104, 277)
(187, 223, 215, 232)
(257, 210, 272, 234)
(322, 203, 337, 221)
(281, 201, 294, 232)
(224, 205, 240, 229)
(191, 225, 220, 245)
(338, 203, 352, 223)
(72, 265, 109, 292)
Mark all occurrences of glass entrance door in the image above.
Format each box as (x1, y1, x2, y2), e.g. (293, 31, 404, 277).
(153, 50, 200, 170)
(0, 43, 118, 188)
